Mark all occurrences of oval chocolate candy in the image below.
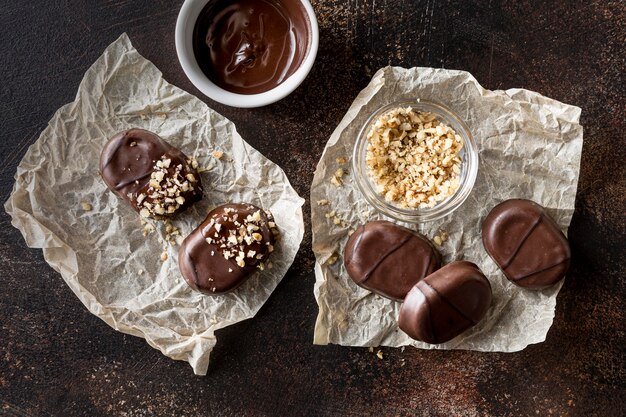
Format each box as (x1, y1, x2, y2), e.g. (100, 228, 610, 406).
(178, 203, 279, 295)
(482, 199, 571, 289)
(99, 128, 203, 219)
(343, 220, 441, 301)
(398, 261, 492, 344)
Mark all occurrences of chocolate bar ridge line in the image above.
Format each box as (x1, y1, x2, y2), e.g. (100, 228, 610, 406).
(421, 286, 438, 343)
(356, 233, 413, 284)
(500, 213, 543, 269)
(512, 258, 571, 282)
(343, 225, 365, 268)
(419, 280, 478, 325)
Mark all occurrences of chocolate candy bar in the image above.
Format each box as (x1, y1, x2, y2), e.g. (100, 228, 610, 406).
(398, 261, 492, 344)
(178, 203, 279, 294)
(100, 128, 202, 219)
(482, 199, 571, 289)
(343, 220, 441, 301)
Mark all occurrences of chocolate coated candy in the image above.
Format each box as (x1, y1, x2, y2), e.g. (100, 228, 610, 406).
(99, 128, 202, 218)
(482, 199, 571, 289)
(398, 261, 492, 344)
(178, 203, 278, 295)
(343, 220, 441, 301)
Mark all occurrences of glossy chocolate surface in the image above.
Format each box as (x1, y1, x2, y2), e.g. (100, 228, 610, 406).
(398, 261, 492, 344)
(193, 0, 311, 94)
(179, 203, 278, 294)
(99, 129, 202, 218)
(343, 220, 441, 301)
(482, 199, 571, 290)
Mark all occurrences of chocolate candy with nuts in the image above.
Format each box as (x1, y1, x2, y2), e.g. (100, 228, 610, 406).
(343, 220, 441, 301)
(482, 199, 571, 290)
(99, 128, 203, 219)
(178, 203, 279, 295)
(398, 261, 492, 344)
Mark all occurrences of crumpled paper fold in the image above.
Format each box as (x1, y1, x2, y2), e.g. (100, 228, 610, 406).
(5, 34, 304, 375)
(311, 66, 582, 352)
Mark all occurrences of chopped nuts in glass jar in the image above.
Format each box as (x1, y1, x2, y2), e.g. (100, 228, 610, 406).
(365, 107, 464, 208)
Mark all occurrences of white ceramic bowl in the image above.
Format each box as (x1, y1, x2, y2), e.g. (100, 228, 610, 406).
(175, 0, 319, 108)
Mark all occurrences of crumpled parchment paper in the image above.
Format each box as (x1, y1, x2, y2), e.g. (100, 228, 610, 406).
(4, 34, 304, 375)
(311, 66, 583, 351)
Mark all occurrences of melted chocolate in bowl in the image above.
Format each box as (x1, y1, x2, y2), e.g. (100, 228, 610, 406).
(193, 0, 312, 95)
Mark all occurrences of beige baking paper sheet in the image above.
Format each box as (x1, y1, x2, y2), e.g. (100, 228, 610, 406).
(311, 66, 583, 351)
(4, 34, 305, 375)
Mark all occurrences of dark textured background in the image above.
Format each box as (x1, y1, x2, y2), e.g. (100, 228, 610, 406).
(1, 1, 625, 416)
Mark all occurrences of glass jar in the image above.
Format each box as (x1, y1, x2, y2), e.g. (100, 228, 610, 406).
(352, 99, 478, 223)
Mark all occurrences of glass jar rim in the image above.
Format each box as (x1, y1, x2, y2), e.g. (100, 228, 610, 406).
(352, 99, 479, 223)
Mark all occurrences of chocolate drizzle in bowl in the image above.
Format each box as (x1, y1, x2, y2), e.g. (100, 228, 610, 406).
(193, 0, 312, 95)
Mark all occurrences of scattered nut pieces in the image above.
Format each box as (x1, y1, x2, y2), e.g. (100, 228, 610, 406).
(137, 269, 144, 275)
(163, 219, 182, 245)
(327, 254, 339, 265)
(366, 107, 464, 208)
(368, 347, 374, 353)
(81, 201, 92, 211)
(160, 251, 169, 261)
(336, 157, 347, 165)
(330, 167, 346, 187)
(432, 230, 449, 246)
(157, 113, 167, 120)
(376, 350, 384, 360)
(211, 150, 224, 160)
(316, 199, 329, 206)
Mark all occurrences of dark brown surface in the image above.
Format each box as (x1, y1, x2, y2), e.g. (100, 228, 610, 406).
(0, 1, 624, 416)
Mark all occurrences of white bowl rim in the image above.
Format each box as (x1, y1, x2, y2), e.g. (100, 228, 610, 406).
(175, 0, 319, 108)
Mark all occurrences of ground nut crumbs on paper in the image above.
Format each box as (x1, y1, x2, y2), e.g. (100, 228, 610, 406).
(365, 107, 463, 208)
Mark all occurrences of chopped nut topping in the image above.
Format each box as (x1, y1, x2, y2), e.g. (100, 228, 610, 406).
(366, 107, 463, 208)
(327, 254, 338, 265)
(212, 150, 224, 160)
(376, 350, 384, 360)
(133, 154, 197, 218)
(129, 141, 137, 147)
(336, 157, 347, 165)
(81, 201, 92, 211)
(317, 199, 329, 206)
(202, 206, 280, 271)
(160, 251, 168, 261)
